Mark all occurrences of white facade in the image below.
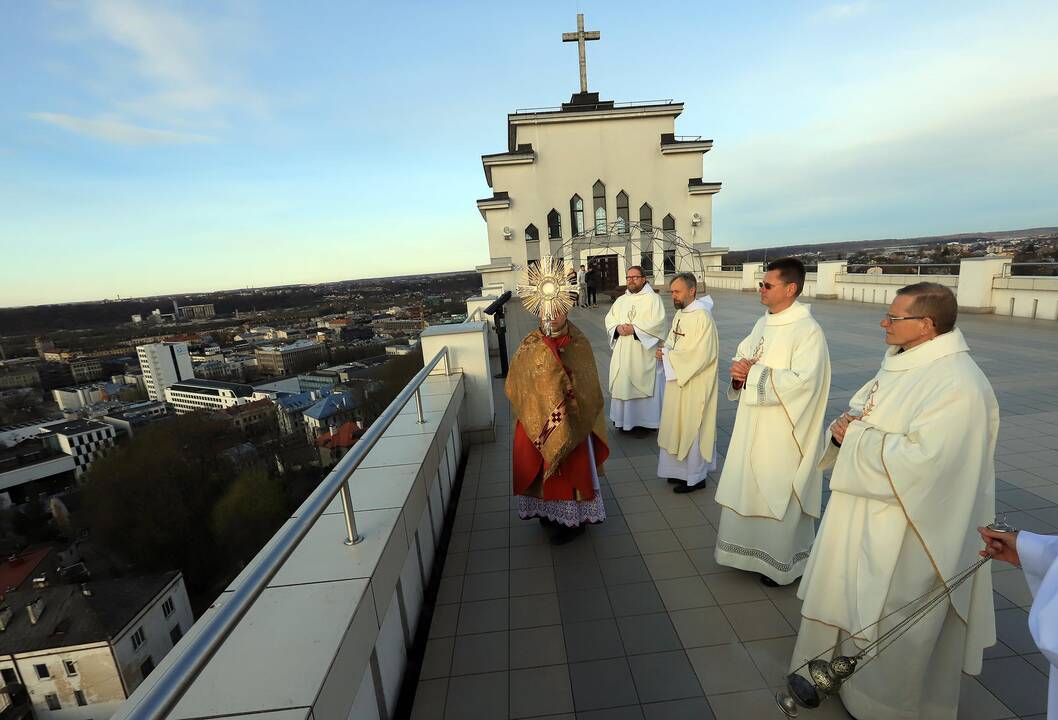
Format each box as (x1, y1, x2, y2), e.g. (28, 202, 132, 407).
(476, 96, 724, 294)
(136, 343, 194, 402)
(163, 381, 253, 415)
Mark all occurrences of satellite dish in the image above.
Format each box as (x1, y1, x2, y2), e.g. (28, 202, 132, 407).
(502, 226, 513, 240)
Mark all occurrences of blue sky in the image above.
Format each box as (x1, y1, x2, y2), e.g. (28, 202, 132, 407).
(1, 0, 1056, 307)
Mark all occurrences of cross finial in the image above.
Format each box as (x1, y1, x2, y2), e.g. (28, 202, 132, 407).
(562, 13, 600, 94)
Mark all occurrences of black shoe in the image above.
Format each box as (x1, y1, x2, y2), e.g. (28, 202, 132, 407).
(550, 524, 586, 545)
(759, 574, 781, 587)
(673, 481, 705, 494)
(538, 517, 558, 527)
(632, 427, 654, 439)
(666, 478, 683, 485)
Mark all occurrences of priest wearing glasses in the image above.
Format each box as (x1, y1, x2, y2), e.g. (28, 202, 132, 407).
(792, 282, 999, 720)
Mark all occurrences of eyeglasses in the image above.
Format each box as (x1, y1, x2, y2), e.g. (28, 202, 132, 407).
(883, 314, 927, 322)
(625, 275, 644, 280)
(758, 281, 787, 290)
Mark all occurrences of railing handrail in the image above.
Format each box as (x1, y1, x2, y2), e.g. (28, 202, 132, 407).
(122, 347, 452, 719)
(843, 263, 961, 267)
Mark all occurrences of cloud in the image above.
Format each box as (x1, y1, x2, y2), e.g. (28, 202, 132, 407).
(30, 112, 214, 145)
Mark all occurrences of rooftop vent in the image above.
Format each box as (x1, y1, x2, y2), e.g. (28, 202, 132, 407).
(26, 598, 44, 625)
(0, 606, 12, 631)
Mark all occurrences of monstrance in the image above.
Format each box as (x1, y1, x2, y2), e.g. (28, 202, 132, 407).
(516, 255, 578, 336)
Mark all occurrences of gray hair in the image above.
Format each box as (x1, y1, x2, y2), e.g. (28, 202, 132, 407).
(670, 272, 697, 290)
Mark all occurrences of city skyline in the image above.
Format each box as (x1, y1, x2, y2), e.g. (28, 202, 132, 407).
(2, 0, 1056, 307)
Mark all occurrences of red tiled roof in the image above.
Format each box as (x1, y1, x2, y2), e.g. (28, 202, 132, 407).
(315, 421, 364, 449)
(0, 547, 52, 596)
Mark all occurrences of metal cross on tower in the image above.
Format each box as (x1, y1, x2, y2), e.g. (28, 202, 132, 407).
(562, 13, 600, 94)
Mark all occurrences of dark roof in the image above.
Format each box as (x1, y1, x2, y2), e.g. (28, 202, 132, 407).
(39, 419, 110, 436)
(476, 191, 510, 204)
(169, 379, 253, 397)
(0, 571, 180, 654)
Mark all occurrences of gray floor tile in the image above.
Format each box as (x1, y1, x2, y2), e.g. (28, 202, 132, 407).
(617, 612, 683, 655)
(686, 642, 767, 695)
(437, 574, 463, 605)
(643, 550, 697, 580)
(558, 587, 613, 623)
(421, 636, 455, 680)
(705, 688, 781, 720)
(451, 631, 508, 676)
(626, 510, 670, 533)
(509, 624, 567, 669)
(568, 658, 640, 711)
(642, 697, 716, 720)
(660, 506, 707, 528)
(461, 570, 508, 602)
(457, 598, 509, 635)
(977, 655, 1048, 716)
(655, 576, 716, 611)
(634, 529, 684, 554)
(429, 603, 460, 639)
(592, 532, 641, 559)
(607, 581, 667, 617)
(444, 671, 508, 720)
(564, 617, 625, 662)
(576, 707, 644, 720)
(509, 565, 555, 596)
(994, 606, 1038, 654)
(555, 561, 604, 591)
(508, 664, 574, 718)
(600, 555, 653, 585)
(721, 599, 795, 641)
(551, 537, 597, 566)
(411, 677, 447, 720)
(742, 636, 797, 686)
(672, 523, 718, 550)
(619, 494, 660, 514)
(510, 593, 562, 629)
(956, 674, 1017, 720)
(442, 551, 468, 577)
(703, 571, 769, 604)
(466, 548, 509, 573)
(627, 650, 704, 703)
(509, 543, 552, 568)
(670, 607, 739, 648)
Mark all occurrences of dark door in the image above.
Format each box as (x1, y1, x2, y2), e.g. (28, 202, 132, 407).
(589, 254, 620, 291)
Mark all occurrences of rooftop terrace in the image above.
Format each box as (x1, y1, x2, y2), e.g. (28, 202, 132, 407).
(407, 289, 1056, 720)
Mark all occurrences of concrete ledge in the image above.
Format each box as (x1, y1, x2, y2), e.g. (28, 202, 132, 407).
(959, 305, 996, 314)
(816, 293, 838, 299)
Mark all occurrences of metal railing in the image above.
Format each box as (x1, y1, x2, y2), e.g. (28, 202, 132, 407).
(1004, 262, 1058, 277)
(122, 347, 452, 719)
(844, 263, 960, 275)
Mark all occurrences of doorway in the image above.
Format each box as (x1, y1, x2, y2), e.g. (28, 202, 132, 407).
(589, 254, 620, 292)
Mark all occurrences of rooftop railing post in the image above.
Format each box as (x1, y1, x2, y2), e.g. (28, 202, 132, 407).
(415, 388, 426, 424)
(339, 481, 363, 546)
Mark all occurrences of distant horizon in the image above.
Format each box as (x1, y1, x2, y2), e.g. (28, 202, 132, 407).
(2, 223, 1052, 311)
(3, 1, 1056, 307)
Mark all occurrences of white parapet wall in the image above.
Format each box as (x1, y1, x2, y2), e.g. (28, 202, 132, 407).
(420, 321, 495, 444)
(112, 364, 480, 719)
(741, 263, 762, 291)
(991, 275, 1058, 320)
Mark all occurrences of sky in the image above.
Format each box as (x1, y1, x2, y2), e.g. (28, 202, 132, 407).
(1, 0, 1056, 307)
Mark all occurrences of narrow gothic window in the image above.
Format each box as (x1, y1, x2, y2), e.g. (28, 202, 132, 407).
(525, 224, 539, 242)
(570, 195, 585, 235)
(616, 191, 629, 234)
(547, 209, 561, 240)
(662, 214, 676, 233)
(592, 180, 607, 233)
(639, 203, 653, 232)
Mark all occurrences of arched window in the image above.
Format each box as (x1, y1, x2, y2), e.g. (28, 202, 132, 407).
(525, 223, 539, 242)
(593, 180, 607, 233)
(662, 214, 675, 233)
(570, 194, 585, 236)
(616, 191, 629, 234)
(547, 209, 562, 240)
(639, 203, 653, 233)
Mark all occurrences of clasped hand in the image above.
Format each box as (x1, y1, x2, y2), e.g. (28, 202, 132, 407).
(829, 411, 862, 444)
(730, 358, 757, 383)
(616, 323, 635, 336)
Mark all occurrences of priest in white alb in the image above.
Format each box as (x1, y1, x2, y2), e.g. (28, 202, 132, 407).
(605, 265, 668, 433)
(978, 525, 1057, 720)
(792, 282, 998, 720)
(656, 272, 718, 494)
(715, 258, 831, 586)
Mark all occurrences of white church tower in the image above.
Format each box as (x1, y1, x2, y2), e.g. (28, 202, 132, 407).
(475, 14, 725, 295)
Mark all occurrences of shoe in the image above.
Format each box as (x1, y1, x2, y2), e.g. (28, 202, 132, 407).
(666, 478, 683, 485)
(538, 517, 558, 527)
(759, 574, 781, 587)
(550, 524, 586, 545)
(673, 482, 705, 494)
(631, 427, 654, 439)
